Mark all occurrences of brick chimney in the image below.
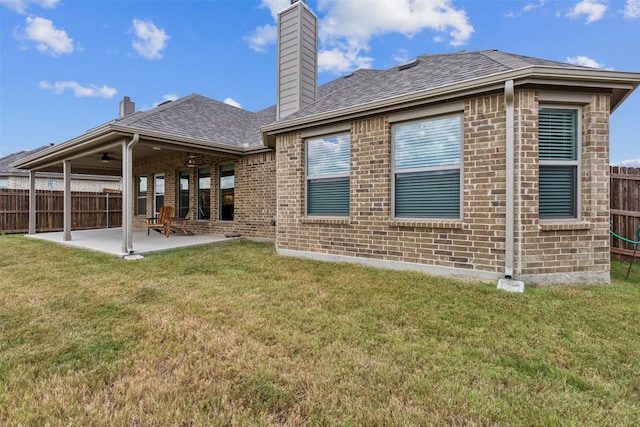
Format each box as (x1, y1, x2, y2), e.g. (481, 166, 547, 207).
(276, 0, 317, 120)
(119, 96, 135, 117)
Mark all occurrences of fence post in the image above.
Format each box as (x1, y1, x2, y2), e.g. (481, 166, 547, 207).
(105, 192, 109, 229)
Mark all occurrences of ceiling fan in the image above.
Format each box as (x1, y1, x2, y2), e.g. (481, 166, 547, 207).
(99, 153, 118, 163)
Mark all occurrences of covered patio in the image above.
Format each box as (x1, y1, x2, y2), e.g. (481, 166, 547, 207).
(10, 95, 258, 254)
(26, 227, 235, 258)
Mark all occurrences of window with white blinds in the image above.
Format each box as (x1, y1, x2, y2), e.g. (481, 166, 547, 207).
(306, 133, 350, 216)
(392, 115, 462, 219)
(539, 108, 579, 219)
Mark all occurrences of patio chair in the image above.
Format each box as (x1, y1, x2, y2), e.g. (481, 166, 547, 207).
(166, 206, 195, 236)
(147, 206, 174, 237)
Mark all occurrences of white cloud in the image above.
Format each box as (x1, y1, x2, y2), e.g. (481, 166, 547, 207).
(0, 0, 59, 14)
(16, 16, 73, 56)
(39, 80, 117, 98)
(223, 98, 242, 108)
(566, 55, 603, 68)
(259, 0, 291, 20)
(244, 24, 277, 53)
(506, 0, 547, 17)
(524, 0, 547, 12)
(612, 158, 640, 167)
(152, 94, 178, 108)
(247, 0, 474, 74)
(624, 0, 640, 18)
(567, 0, 607, 23)
(317, 0, 473, 45)
(316, 0, 474, 73)
(318, 46, 374, 74)
(132, 18, 169, 60)
(393, 48, 410, 64)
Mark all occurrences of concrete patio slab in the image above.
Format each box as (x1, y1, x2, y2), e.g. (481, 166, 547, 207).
(26, 227, 234, 257)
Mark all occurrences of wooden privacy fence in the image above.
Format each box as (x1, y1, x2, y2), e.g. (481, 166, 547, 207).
(0, 189, 122, 234)
(610, 166, 640, 261)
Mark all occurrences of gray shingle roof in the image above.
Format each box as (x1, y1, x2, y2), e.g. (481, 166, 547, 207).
(278, 50, 580, 122)
(114, 94, 264, 147)
(97, 50, 584, 147)
(1, 146, 51, 174)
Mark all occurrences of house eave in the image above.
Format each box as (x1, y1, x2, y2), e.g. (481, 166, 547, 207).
(11, 126, 121, 171)
(11, 123, 270, 171)
(1, 170, 121, 181)
(109, 125, 246, 158)
(262, 66, 640, 137)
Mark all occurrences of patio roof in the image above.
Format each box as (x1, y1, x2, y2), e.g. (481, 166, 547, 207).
(26, 228, 236, 258)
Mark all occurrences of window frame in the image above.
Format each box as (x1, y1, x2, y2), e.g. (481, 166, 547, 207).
(218, 163, 235, 222)
(538, 105, 581, 221)
(136, 175, 147, 216)
(153, 173, 164, 218)
(197, 167, 211, 221)
(177, 170, 190, 219)
(391, 113, 463, 220)
(305, 132, 351, 217)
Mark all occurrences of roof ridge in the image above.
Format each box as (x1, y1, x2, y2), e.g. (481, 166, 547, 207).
(478, 50, 536, 70)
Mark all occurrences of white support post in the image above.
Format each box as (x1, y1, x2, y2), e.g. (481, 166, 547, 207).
(63, 159, 72, 241)
(122, 134, 139, 254)
(121, 140, 129, 253)
(28, 170, 36, 234)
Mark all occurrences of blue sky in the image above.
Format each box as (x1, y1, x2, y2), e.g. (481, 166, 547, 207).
(1, 0, 639, 164)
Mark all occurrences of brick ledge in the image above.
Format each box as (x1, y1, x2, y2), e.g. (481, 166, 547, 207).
(539, 221, 592, 231)
(301, 217, 350, 225)
(389, 220, 464, 229)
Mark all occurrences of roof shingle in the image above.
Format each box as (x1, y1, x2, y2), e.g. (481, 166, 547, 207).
(85, 50, 585, 147)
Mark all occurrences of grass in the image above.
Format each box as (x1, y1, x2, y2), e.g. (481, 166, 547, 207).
(1, 234, 639, 426)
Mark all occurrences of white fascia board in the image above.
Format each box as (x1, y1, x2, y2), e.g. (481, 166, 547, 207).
(11, 127, 120, 170)
(110, 125, 245, 157)
(112, 125, 272, 156)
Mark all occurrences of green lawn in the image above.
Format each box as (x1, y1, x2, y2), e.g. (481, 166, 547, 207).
(1, 235, 639, 426)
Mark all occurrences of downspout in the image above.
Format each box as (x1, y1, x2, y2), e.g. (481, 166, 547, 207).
(121, 133, 139, 254)
(504, 80, 515, 278)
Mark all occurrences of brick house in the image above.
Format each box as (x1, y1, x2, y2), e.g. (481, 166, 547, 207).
(13, 0, 640, 284)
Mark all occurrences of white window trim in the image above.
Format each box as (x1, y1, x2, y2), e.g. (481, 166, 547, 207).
(391, 112, 464, 221)
(538, 104, 582, 222)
